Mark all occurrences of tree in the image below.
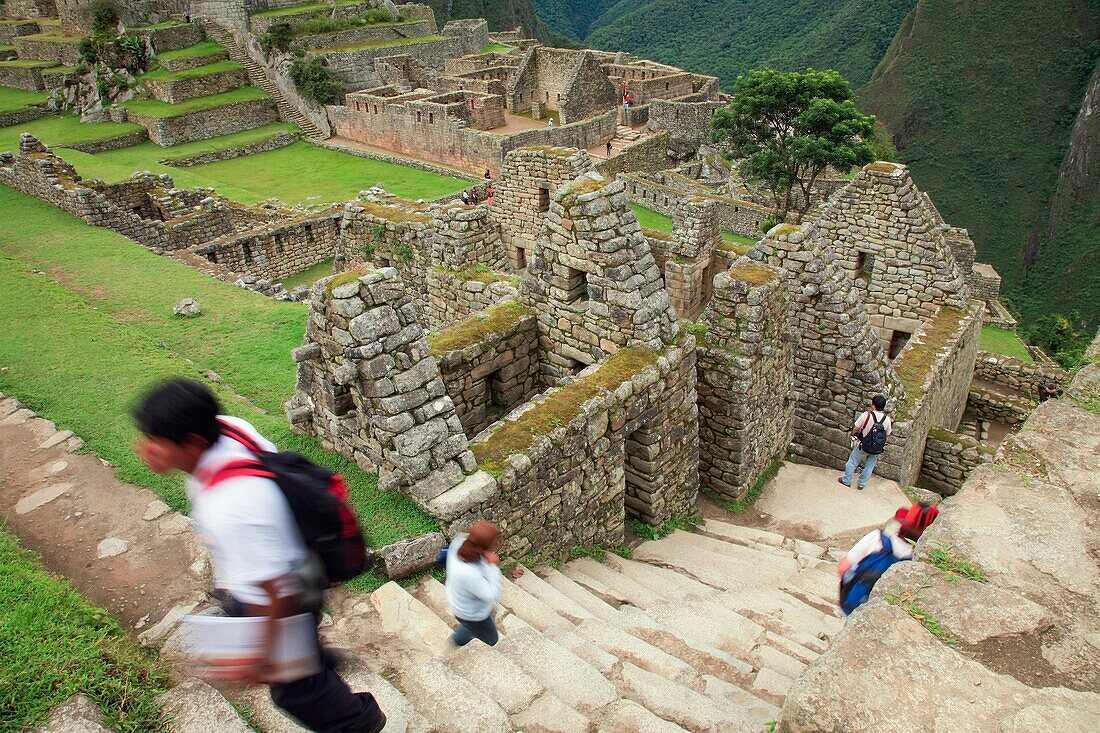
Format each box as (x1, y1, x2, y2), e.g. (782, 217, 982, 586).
(712, 68, 876, 222)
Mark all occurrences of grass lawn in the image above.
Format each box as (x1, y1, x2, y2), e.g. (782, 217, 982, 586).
(0, 528, 169, 732)
(0, 84, 49, 114)
(14, 32, 83, 43)
(628, 203, 757, 249)
(0, 113, 144, 152)
(139, 59, 243, 83)
(0, 58, 58, 68)
(154, 39, 223, 62)
(60, 140, 469, 205)
(480, 42, 516, 54)
(279, 257, 335, 291)
(122, 86, 269, 118)
(0, 183, 436, 557)
(980, 325, 1034, 363)
(253, 0, 366, 18)
(324, 34, 447, 52)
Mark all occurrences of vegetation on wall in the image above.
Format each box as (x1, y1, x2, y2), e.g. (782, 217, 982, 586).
(423, 0, 572, 46)
(290, 58, 342, 105)
(533, 0, 915, 87)
(712, 69, 875, 222)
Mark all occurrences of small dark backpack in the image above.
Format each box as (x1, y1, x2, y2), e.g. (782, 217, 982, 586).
(839, 531, 903, 615)
(207, 420, 368, 585)
(859, 412, 889, 455)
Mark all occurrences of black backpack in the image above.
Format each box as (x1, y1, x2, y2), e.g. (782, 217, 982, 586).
(859, 412, 889, 455)
(207, 420, 368, 585)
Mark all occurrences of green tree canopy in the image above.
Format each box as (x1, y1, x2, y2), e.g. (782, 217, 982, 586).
(712, 68, 876, 222)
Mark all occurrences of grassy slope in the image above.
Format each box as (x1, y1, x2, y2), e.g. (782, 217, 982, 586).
(122, 86, 269, 118)
(0, 84, 49, 113)
(0, 529, 169, 732)
(536, 0, 915, 86)
(859, 0, 1099, 328)
(279, 257, 336, 291)
(0, 112, 144, 150)
(154, 39, 223, 61)
(980, 325, 1033, 363)
(57, 140, 468, 205)
(0, 183, 435, 554)
(423, 0, 564, 45)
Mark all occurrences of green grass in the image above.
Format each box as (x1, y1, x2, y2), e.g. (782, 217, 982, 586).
(0, 44, 17, 52)
(252, 0, 366, 18)
(980, 325, 1033, 363)
(627, 513, 701, 541)
(629, 202, 758, 249)
(0, 113, 144, 152)
(122, 86, 269, 118)
(927, 544, 988, 582)
(480, 42, 516, 54)
(154, 39, 224, 62)
(278, 257, 335, 291)
(721, 231, 756, 248)
(884, 594, 958, 645)
(0, 84, 49, 114)
(41, 64, 78, 75)
(322, 34, 448, 52)
(0, 183, 436, 557)
(0, 528, 170, 731)
(59, 140, 468, 205)
(139, 59, 243, 83)
(131, 21, 187, 31)
(0, 58, 59, 68)
(15, 32, 83, 43)
(703, 458, 781, 513)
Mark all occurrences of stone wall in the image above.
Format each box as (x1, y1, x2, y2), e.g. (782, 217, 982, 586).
(431, 302, 541, 437)
(0, 106, 49, 128)
(286, 267, 476, 503)
(521, 172, 679, 385)
(4, 0, 57, 18)
(139, 22, 205, 53)
(424, 268, 517, 330)
(973, 351, 1067, 397)
(919, 426, 995, 496)
(620, 170, 772, 240)
(67, 130, 150, 153)
(126, 96, 279, 146)
(595, 132, 673, 177)
(161, 129, 298, 166)
(321, 37, 465, 90)
(696, 258, 793, 500)
(647, 98, 723, 149)
(0, 64, 50, 91)
(191, 211, 342, 280)
(558, 50, 617, 125)
(0, 21, 43, 45)
(966, 386, 1035, 426)
(144, 65, 250, 103)
(13, 35, 82, 65)
(294, 20, 435, 51)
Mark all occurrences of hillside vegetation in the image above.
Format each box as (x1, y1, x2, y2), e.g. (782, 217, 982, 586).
(860, 0, 1099, 329)
(533, 0, 915, 86)
(424, 0, 570, 45)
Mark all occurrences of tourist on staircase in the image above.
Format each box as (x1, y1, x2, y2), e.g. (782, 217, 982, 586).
(132, 379, 387, 733)
(838, 394, 892, 490)
(445, 520, 505, 647)
(836, 501, 939, 615)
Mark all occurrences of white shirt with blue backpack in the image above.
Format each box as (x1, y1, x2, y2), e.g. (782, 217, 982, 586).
(839, 528, 913, 615)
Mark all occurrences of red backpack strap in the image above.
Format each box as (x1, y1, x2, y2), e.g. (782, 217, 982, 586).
(216, 418, 265, 455)
(203, 458, 274, 491)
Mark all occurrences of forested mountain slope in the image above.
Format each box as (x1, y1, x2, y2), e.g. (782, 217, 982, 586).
(423, 0, 566, 45)
(533, 0, 916, 86)
(860, 0, 1099, 328)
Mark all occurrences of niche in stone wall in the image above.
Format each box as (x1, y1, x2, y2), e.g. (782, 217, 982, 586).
(624, 424, 659, 519)
(537, 185, 551, 213)
(889, 329, 912, 360)
(562, 266, 588, 302)
(856, 250, 874, 281)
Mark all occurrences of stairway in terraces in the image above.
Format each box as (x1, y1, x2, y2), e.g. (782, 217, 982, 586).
(242, 518, 846, 733)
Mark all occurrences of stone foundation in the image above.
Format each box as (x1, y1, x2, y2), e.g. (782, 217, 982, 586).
(918, 426, 995, 496)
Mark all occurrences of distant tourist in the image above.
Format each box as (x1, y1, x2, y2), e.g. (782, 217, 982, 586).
(470, 187, 480, 205)
(1038, 383, 1059, 402)
(606, 140, 613, 158)
(461, 190, 470, 205)
(837, 502, 939, 615)
(547, 117, 554, 128)
(131, 379, 386, 733)
(445, 521, 504, 647)
(623, 94, 632, 109)
(484, 169, 492, 180)
(838, 394, 892, 490)
(486, 183, 494, 204)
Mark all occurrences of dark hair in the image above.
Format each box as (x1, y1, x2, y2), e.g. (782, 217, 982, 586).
(872, 394, 887, 411)
(133, 378, 221, 445)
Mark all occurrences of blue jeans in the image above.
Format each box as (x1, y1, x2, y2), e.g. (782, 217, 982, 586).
(452, 615, 498, 647)
(842, 444, 880, 488)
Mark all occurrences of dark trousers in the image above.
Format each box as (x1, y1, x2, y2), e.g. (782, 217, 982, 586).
(452, 614, 498, 647)
(221, 596, 385, 733)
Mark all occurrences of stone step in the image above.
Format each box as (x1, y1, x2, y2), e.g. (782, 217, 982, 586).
(447, 639, 543, 715)
(494, 627, 618, 714)
(644, 598, 764, 659)
(557, 566, 633, 607)
(539, 567, 620, 620)
(543, 625, 621, 675)
(514, 565, 596, 623)
(394, 651, 513, 733)
(499, 575, 572, 632)
(602, 552, 719, 602)
(702, 675, 782, 731)
(750, 642, 807, 680)
(632, 531, 798, 593)
(660, 529, 803, 576)
(370, 581, 453, 656)
(412, 574, 457, 627)
(158, 679, 252, 732)
(698, 519, 788, 549)
(511, 691, 591, 733)
(575, 617, 699, 687)
(597, 698, 691, 733)
(721, 589, 842, 642)
(564, 556, 662, 608)
(751, 667, 794, 706)
(618, 662, 755, 733)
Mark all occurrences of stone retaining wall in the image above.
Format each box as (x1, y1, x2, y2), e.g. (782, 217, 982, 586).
(973, 351, 1067, 398)
(139, 22, 205, 53)
(0, 106, 48, 128)
(966, 386, 1034, 426)
(161, 130, 298, 166)
(160, 47, 230, 72)
(425, 268, 517, 330)
(144, 65, 250, 103)
(191, 211, 341, 280)
(0, 21, 42, 44)
(312, 139, 478, 183)
(595, 132, 672, 177)
(67, 130, 150, 153)
(126, 96, 279, 146)
(620, 170, 771, 239)
(432, 304, 540, 437)
(919, 426, 995, 496)
(13, 36, 82, 64)
(322, 36, 464, 90)
(248, 1, 377, 35)
(295, 21, 435, 51)
(0, 64, 49, 91)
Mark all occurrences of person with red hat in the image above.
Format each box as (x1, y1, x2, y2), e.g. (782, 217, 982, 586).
(836, 502, 939, 615)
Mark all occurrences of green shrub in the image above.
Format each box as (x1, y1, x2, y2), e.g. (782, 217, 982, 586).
(259, 23, 294, 58)
(78, 38, 99, 65)
(289, 57, 341, 105)
(761, 217, 778, 234)
(86, 0, 121, 34)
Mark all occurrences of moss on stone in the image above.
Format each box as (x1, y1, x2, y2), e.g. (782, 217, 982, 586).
(727, 262, 774, 285)
(428, 300, 531, 354)
(773, 223, 800, 236)
(444, 264, 510, 285)
(866, 161, 902, 174)
(566, 177, 608, 196)
(358, 200, 430, 224)
(325, 267, 368, 292)
(892, 306, 968, 416)
(472, 348, 657, 473)
(642, 227, 671, 241)
(717, 240, 750, 255)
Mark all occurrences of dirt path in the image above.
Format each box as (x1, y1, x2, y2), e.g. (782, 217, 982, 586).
(0, 393, 205, 635)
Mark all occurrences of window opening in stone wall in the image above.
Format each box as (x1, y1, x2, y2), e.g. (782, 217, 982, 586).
(242, 242, 253, 265)
(888, 329, 912, 360)
(485, 368, 510, 422)
(205, 251, 218, 264)
(563, 358, 586, 377)
(856, 251, 874, 281)
(416, 111, 422, 122)
(563, 266, 588, 302)
(537, 185, 551, 213)
(624, 424, 658, 520)
(515, 244, 527, 270)
(429, 112, 434, 124)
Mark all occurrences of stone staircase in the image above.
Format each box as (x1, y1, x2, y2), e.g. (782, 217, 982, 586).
(606, 124, 645, 156)
(201, 20, 327, 141)
(243, 518, 845, 733)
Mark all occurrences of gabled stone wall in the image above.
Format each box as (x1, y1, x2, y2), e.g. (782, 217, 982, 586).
(190, 211, 342, 280)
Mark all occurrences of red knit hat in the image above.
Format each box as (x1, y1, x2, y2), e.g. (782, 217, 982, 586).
(895, 502, 939, 537)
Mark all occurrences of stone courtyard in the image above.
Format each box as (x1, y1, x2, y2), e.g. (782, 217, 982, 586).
(0, 0, 1096, 731)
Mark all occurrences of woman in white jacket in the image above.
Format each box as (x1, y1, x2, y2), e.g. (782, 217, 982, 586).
(445, 520, 504, 647)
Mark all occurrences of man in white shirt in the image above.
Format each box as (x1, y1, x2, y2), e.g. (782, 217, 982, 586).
(839, 394, 893, 490)
(133, 379, 386, 733)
